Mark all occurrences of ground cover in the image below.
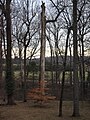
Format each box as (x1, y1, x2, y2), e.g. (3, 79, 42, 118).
(0, 100, 90, 120)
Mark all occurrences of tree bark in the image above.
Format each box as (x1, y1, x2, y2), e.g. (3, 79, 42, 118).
(72, 0, 80, 116)
(0, 15, 2, 88)
(23, 47, 27, 102)
(81, 36, 85, 96)
(50, 49, 54, 84)
(39, 2, 46, 95)
(5, 0, 15, 105)
(59, 28, 70, 116)
(69, 44, 72, 86)
(19, 46, 23, 87)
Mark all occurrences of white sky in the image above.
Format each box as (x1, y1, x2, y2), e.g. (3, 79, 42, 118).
(39, 0, 50, 6)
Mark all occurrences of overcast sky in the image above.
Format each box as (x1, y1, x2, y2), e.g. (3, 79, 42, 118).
(39, 0, 50, 6)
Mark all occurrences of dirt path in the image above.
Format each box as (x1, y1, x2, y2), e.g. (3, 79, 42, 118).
(0, 101, 90, 120)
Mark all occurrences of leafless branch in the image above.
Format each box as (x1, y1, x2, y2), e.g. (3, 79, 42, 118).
(46, 7, 64, 23)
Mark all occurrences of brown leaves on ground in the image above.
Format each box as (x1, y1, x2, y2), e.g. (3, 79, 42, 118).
(0, 100, 90, 120)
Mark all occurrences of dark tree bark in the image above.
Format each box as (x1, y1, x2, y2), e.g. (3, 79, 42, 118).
(55, 35, 59, 84)
(72, 0, 80, 116)
(69, 44, 72, 86)
(5, 0, 15, 105)
(0, 15, 2, 91)
(81, 35, 85, 96)
(50, 48, 54, 84)
(19, 45, 23, 87)
(23, 47, 27, 102)
(59, 28, 70, 116)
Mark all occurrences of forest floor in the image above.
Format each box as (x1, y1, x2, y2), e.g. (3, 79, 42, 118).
(0, 100, 90, 120)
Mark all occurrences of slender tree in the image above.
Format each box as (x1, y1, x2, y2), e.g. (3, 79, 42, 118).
(0, 0, 16, 105)
(39, 2, 46, 95)
(72, 0, 80, 116)
(59, 27, 71, 116)
(0, 14, 2, 89)
(5, 0, 15, 105)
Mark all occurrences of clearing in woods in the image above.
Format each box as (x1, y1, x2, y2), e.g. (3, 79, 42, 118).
(0, 100, 90, 120)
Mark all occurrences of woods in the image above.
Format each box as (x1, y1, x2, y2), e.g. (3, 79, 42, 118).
(0, 0, 90, 119)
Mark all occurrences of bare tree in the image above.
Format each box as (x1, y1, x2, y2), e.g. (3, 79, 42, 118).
(11, 0, 40, 102)
(0, 0, 15, 105)
(72, 0, 80, 116)
(0, 13, 2, 90)
(39, 2, 46, 95)
(77, 0, 90, 98)
(19, 0, 39, 102)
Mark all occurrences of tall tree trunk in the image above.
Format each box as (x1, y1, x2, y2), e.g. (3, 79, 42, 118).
(39, 2, 46, 95)
(72, 0, 80, 116)
(5, 0, 15, 105)
(0, 15, 2, 88)
(81, 36, 85, 96)
(23, 47, 27, 102)
(59, 28, 70, 116)
(55, 41, 59, 84)
(79, 40, 83, 100)
(19, 46, 23, 87)
(50, 49, 54, 84)
(69, 44, 72, 86)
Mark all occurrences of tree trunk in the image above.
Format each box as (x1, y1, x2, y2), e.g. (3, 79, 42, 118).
(39, 2, 46, 95)
(0, 15, 2, 88)
(72, 0, 80, 116)
(55, 41, 59, 84)
(19, 46, 23, 87)
(69, 45, 72, 86)
(50, 49, 54, 84)
(5, 0, 15, 105)
(81, 36, 85, 96)
(23, 47, 27, 102)
(59, 28, 70, 116)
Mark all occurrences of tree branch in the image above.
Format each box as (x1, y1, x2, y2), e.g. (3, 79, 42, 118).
(46, 7, 64, 23)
